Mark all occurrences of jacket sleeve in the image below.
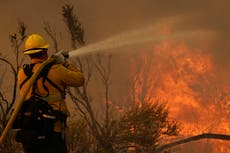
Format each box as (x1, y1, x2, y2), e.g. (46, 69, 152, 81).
(50, 61, 85, 87)
(17, 68, 24, 86)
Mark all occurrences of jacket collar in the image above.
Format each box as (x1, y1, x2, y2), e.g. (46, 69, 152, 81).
(31, 58, 46, 64)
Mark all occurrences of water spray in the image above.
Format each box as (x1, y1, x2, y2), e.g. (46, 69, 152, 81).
(69, 26, 210, 57)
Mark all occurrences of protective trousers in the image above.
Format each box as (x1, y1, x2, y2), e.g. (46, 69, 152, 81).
(21, 132, 67, 153)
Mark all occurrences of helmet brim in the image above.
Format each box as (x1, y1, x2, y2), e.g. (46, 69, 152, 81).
(23, 44, 49, 55)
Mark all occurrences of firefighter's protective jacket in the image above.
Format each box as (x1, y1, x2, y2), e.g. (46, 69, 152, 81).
(17, 58, 85, 132)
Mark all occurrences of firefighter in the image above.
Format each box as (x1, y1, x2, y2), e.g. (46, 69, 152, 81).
(16, 34, 85, 153)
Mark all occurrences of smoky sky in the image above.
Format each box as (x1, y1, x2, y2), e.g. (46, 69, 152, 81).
(1, 2, 230, 151)
(1, 0, 230, 65)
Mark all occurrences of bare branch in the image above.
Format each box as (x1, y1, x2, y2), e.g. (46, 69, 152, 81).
(0, 92, 7, 122)
(0, 57, 17, 108)
(155, 133, 230, 152)
(43, 20, 60, 52)
(62, 3, 85, 49)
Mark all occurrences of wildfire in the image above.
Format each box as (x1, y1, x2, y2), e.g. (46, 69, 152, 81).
(130, 41, 230, 152)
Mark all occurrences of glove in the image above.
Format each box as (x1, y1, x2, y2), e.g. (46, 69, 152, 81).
(52, 51, 69, 64)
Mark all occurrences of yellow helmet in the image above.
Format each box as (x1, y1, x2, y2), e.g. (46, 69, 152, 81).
(23, 34, 49, 54)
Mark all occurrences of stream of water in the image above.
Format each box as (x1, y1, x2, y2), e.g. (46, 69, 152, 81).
(69, 25, 209, 57)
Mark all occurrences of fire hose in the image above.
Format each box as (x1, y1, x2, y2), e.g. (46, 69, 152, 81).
(0, 57, 56, 144)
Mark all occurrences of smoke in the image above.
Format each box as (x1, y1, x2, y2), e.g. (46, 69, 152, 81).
(1, 0, 230, 64)
(75, 0, 230, 66)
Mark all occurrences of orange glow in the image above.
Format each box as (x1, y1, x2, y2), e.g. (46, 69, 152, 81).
(130, 41, 230, 152)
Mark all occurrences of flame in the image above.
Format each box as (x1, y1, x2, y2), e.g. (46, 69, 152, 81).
(130, 41, 230, 152)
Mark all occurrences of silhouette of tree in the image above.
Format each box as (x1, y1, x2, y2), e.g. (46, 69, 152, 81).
(0, 21, 27, 153)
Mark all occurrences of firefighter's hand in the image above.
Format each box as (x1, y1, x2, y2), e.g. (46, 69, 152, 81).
(52, 51, 69, 64)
